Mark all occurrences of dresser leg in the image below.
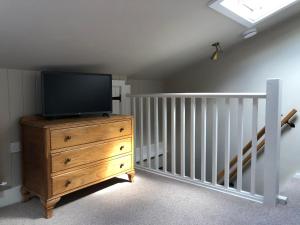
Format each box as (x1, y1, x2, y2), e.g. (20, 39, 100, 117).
(41, 197, 61, 219)
(21, 186, 33, 202)
(127, 171, 135, 183)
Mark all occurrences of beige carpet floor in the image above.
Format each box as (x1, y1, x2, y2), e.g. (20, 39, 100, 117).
(0, 170, 300, 225)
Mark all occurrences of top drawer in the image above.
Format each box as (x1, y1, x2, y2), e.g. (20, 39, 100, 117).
(50, 120, 132, 149)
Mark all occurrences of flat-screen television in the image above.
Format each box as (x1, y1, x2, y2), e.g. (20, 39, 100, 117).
(41, 71, 112, 117)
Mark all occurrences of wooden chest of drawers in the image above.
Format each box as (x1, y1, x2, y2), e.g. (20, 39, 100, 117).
(20, 115, 135, 218)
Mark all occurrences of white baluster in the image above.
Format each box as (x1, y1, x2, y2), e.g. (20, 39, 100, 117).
(147, 97, 151, 168)
(171, 97, 176, 175)
(154, 97, 159, 170)
(139, 97, 144, 166)
(163, 97, 167, 172)
(237, 98, 244, 191)
(180, 97, 186, 177)
(201, 98, 207, 182)
(190, 97, 196, 180)
(132, 97, 137, 164)
(212, 99, 218, 185)
(251, 97, 258, 194)
(224, 98, 230, 188)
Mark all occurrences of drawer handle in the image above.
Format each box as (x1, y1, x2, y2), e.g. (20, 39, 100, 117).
(120, 163, 124, 169)
(64, 158, 71, 164)
(119, 128, 124, 132)
(65, 180, 72, 187)
(64, 135, 72, 142)
(120, 146, 125, 151)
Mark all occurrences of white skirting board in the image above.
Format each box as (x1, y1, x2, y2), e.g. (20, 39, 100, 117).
(135, 143, 164, 163)
(0, 185, 22, 208)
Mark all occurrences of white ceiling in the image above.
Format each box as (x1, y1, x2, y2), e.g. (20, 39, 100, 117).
(0, 0, 300, 79)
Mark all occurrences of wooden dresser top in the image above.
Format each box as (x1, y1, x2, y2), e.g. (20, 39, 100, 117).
(20, 115, 132, 129)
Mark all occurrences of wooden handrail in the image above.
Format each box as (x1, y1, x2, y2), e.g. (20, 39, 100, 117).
(217, 109, 297, 184)
(229, 139, 265, 182)
(217, 127, 265, 182)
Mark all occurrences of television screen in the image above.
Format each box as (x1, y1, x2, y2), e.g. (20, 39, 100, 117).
(42, 71, 112, 117)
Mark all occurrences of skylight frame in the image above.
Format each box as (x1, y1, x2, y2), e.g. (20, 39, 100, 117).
(209, 0, 299, 28)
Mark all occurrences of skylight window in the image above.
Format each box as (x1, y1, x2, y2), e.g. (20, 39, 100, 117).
(209, 0, 299, 27)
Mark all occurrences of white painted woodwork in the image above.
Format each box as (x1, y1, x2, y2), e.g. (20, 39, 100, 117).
(136, 165, 264, 204)
(124, 85, 132, 115)
(112, 85, 121, 114)
(8, 70, 25, 142)
(0, 69, 41, 186)
(264, 79, 282, 206)
(130, 93, 266, 98)
(147, 97, 151, 168)
(154, 97, 159, 170)
(131, 79, 282, 206)
(0, 69, 11, 185)
(212, 99, 218, 185)
(201, 98, 207, 182)
(132, 97, 137, 163)
(251, 98, 258, 194)
(190, 97, 196, 180)
(162, 97, 167, 172)
(237, 98, 244, 191)
(171, 97, 176, 175)
(135, 143, 164, 162)
(224, 98, 231, 188)
(139, 97, 144, 166)
(180, 97, 186, 177)
(112, 80, 131, 115)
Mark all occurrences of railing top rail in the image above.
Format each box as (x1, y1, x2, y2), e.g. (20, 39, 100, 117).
(128, 93, 267, 98)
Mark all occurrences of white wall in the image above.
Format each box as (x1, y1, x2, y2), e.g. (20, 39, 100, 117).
(127, 79, 165, 94)
(165, 14, 300, 192)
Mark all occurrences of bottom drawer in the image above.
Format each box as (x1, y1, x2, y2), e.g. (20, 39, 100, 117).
(52, 155, 132, 195)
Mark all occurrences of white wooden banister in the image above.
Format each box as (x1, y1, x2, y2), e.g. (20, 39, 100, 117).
(180, 97, 186, 177)
(139, 97, 144, 166)
(212, 99, 218, 185)
(130, 93, 266, 98)
(132, 97, 137, 163)
(190, 97, 196, 180)
(200, 98, 207, 182)
(147, 97, 151, 168)
(171, 97, 176, 175)
(264, 79, 282, 206)
(251, 98, 258, 195)
(162, 97, 167, 173)
(130, 79, 283, 206)
(237, 98, 244, 191)
(154, 97, 159, 170)
(224, 98, 230, 189)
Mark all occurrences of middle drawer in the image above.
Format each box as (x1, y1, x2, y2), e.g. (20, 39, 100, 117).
(51, 138, 132, 173)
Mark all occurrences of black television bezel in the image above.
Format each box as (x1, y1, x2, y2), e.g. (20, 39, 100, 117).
(41, 71, 112, 118)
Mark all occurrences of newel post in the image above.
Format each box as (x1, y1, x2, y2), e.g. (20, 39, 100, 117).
(264, 79, 282, 206)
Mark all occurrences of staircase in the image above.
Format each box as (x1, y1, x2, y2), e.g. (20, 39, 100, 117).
(217, 109, 297, 185)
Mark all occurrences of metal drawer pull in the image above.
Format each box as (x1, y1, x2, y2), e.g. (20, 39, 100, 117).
(120, 163, 124, 168)
(65, 180, 72, 187)
(119, 128, 124, 132)
(64, 158, 71, 164)
(64, 135, 72, 142)
(120, 146, 125, 150)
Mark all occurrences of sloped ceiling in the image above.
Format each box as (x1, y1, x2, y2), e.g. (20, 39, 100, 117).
(0, 0, 300, 79)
